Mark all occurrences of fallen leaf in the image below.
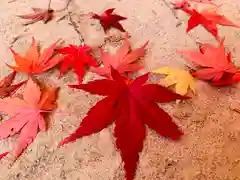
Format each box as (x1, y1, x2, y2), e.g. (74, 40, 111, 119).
(7, 37, 63, 75)
(0, 78, 58, 158)
(0, 71, 25, 98)
(180, 5, 240, 39)
(56, 44, 98, 83)
(91, 33, 148, 78)
(152, 67, 195, 95)
(18, 8, 54, 25)
(91, 8, 127, 33)
(210, 72, 240, 86)
(179, 39, 240, 85)
(59, 67, 189, 180)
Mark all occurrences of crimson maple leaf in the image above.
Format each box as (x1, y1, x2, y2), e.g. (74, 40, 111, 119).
(91, 33, 148, 78)
(56, 44, 98, 83)
(18, 8, 54, 25)
(91, 8, 127, 33)
(180, 5, 240, 39)
(59, 67, 189, 180)
(0, 71, 25, 98)
(179, 39, 240, 85)
(0, 78, 58, 158)
(7, 37, 63, 75)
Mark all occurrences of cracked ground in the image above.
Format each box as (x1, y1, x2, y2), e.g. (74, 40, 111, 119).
(1, 0, 240, 179)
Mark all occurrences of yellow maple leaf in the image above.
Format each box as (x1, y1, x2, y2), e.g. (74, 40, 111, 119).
(152, 67, 195, 95)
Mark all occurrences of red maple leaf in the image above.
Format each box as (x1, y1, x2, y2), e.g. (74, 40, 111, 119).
(18, 8, 54, 25)
(0, 78, 58, 158)
(56, 44, 98, 83)
(179, 39, 240, 85)
(179, 5, 240, 39)
(210, 72, 240, 86)
(59, 67, 189, 180)
(91, 8, 127, 33)
(91, 33, 148, 78)
(0, 71, 25, 98)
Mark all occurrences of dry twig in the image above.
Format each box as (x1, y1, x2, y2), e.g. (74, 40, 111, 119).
(67, 11, 85, 45)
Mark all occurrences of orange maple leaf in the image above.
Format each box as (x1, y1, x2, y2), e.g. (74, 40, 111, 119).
(7, 37, 63, 75)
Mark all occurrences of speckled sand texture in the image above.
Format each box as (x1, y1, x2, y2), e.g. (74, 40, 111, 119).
(1, 0, 240, 179)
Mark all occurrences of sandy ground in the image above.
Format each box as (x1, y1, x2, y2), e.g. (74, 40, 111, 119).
(1, 0, 240, 179)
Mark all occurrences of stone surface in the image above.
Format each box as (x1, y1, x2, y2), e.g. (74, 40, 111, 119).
(0, 0, 240, 179)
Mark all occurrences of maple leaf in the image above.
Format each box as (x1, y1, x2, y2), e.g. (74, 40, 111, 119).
(7, 37, 63, 75)
(0, 78, 58, 158)
(91, 8, 127, 33)
(210, 72, 240, 86)
(59, 67, 189, 180)
(179, 39, 240, 85)
(182, 5, 240, 39)
(18, 8, 54, 25)
(0, 71, 25, 98)
(91, 33, 149, 78)
(152, 67, 195, 95)
(56, 44, 98, 83)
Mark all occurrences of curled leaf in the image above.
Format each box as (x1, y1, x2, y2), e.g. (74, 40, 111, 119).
(18, 8, 54, 25)
(179, 39, 240, 85)
(0, 71, 25, 98)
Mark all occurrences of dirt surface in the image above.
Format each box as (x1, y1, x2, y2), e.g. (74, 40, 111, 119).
(1, 0, 240, 179)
